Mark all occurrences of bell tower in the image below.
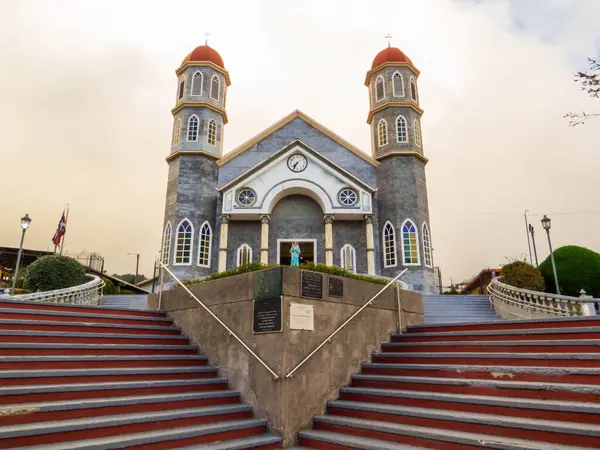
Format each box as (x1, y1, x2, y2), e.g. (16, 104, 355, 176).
(368, 44, 436, 294)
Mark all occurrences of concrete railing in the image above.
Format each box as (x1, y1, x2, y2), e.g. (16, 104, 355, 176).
(488, 277, 598, 319)
(1, 275, 104, 306)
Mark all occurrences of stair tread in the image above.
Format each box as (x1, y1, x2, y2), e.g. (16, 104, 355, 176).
(409, 315, 600, 329)
(0, 308, 171, 322)
(0, 404, 252, 437)
(0, 343, 197, 350)
(340, 386, 600, 412)
(312, 415, 590, 449)
(0, 390, 240, 412)
(0, 354, 207, 361)
(177, 434, 281, 449)
(0, 378, 227, 395)
(0, 319, 179, 331)
(374, 351, 600, 359)
(384, 339, 600, 347)
(394, 326, 600, 338)
(361, 362, 600, 375)
(0, 298, 160, 314)
(0, 366, 216, 379)
(11, 419, 267, 449)
(299, 430, 427, 449)
(327, 400, 600, 434)
(0, 330, 185, 339)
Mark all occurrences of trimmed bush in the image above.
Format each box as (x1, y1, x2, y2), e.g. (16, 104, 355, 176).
(119, 289, 135, 295)
(299, 262, 389, 285)
(23, 255, 86, 292)
(501, 260, 545, 291)
(172, 262, 274, 289)
(539, 246, 600, 297)
(102, 277, 116, 295)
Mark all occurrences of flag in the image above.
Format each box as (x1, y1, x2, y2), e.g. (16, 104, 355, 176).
(52, 211, 67, 246)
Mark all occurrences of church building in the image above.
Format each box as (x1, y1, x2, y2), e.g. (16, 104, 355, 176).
(160, 42, 436, 294)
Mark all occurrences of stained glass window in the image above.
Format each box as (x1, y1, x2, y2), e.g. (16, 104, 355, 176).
(208, 119, 217, 145)
(378, 119, 388, 147)
(237, 188, 256, 206)
(174, 219, 193, 265)
(414, 120, 421, 147)
(396, 116, 407, 143)
(338, 189, 358, 206)
(187, 115, 199, 141)
(402, 220, 420, 265)
(198, 222, 211, 267)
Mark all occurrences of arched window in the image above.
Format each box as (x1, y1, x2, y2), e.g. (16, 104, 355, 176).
(340, 244, 356, 273)
(178, 76, 185, 100)
(207, 119, 217, 145)
(191, 71, 203, 96)
(187, 115, 199, 142)
(396, 116, 407, 143)
(236, 244, 252, 267)
(210, 75, 220, 101)
(393, 72, 404, 97)
(383, 221, 397, 268)
(161, 222, 172, 265)
(402, 219, 420, 265)
(174, 219, 193, 265)
(422, 223, 432, 268)
(414, 119, 422, 148)
(377, 119, 388, 147)
(172, 119, 181, 145)
(410, 77, 417, 101)
(375, 76, 385, 101)
(197, 221, 212, 267)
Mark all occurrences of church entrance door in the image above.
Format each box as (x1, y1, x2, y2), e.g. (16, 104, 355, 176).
(277, 239, 316, 266)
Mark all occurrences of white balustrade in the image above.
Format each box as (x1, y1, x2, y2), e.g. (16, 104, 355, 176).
(1, 275, 105, 306)
(488, 277, 598, 319)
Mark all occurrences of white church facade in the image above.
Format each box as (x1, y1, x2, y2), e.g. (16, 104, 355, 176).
(160, 43, 436, 293)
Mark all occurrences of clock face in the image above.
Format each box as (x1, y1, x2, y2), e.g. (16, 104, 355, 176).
(287, 154, 308, 172)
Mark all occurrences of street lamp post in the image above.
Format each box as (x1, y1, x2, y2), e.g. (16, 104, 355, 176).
(541, 215, 560, 295)
(11, 214, 32, 295)
(127, 253, 140, 285)
(528, 224, 539, 267)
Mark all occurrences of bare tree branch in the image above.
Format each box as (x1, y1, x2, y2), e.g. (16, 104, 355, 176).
(566, 57, 599, 125)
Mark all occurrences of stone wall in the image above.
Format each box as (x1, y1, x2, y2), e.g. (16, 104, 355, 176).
(149, 266, 423, 446)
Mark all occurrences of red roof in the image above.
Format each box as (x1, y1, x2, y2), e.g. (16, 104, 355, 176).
(371, 46, 413, 69)
(181, 45, 225, 68)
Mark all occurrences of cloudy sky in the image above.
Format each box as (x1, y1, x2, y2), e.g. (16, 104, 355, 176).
(0, 0, 598, 285)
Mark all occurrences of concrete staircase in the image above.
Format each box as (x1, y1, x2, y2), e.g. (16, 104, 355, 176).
(423, 295, 501, 324)
(0, 297, 281, 449)
(297, 316, 600, 449)
(99, 294, 149, 310)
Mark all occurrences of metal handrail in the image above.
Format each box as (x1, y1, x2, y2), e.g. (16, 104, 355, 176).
(157, 262, 280, 380)
(2, 274, 104, 305)
(285, 269, 407, 378)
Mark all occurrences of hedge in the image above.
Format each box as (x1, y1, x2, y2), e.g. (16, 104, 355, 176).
(23, 255, 86, 292)
(539, 246, 600, 297)
(501, 260, 545, 291)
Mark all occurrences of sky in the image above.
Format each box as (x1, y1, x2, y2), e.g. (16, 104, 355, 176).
(0, 0, 598, 286)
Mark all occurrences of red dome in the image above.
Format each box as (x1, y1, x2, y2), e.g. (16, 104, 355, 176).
(371, 46, 412, 69)
(181, 45, 225, 68)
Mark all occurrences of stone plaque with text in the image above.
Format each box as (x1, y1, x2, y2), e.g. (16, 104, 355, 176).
(290, 303, 314, 331)
(253, 297, 282, 334)
(301, 271, 323, 299)
(328, 277, 344, 297)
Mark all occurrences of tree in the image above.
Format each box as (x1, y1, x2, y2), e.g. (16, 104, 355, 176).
(501, 260, 545, 292)
(539, 246, 600, 297)
(23, 255, 86, 292)
(112, 273, 146, 285)
(565, 57, 599, 126)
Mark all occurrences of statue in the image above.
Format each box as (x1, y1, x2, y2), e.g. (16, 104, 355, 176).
(290, 241, 301, 267)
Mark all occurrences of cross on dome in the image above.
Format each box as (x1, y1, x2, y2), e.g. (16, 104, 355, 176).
(204, 32, 211, 45)
(385, 33, 393, 47)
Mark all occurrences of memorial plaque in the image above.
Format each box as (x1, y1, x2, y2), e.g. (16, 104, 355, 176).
(253, 297, 282, 334)
(328, 277, 344, 297)
(253, 267, 282, 300)
(290, 303, 314, 331)
(301, 271, 323, 299)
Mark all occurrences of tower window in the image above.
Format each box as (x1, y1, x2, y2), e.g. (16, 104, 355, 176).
(198, 221, 212, 267)
(191, 71, 203, 96)
(377, 119, 388, 147)
(402, 219, 420, 265)
(161, 222, 172, 265)
(172, 118, 182, 145)
(410, 77, 417, 101)
(210, 75, 220, 101)
(236, 244, 253, 267)
(414, 119, 422, 148)
(422, 223, 432, 268)
(178, 77, 185, 100)
(396, 116, 407, 143)
(187, 115, 199, 142)
(207, 119, 217, 145)
(338, 188, 358, 206)
(393, 72, 404, 97)
(375, 76, 385, 102)
(340, 244, 356, 273)
(174, 219, 193, 265)
(383, 222, 397, 268)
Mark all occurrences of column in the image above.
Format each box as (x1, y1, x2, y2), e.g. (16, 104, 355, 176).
(324, 215, 335, 266)
(365, 215, 375, 275)
(260, 214, 270, 265)
(218, 214, 230, 272)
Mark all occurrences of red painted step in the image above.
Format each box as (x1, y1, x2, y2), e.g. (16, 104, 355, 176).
(0, 301, 162, 318)
(408, 318, 600, 333)
(382, 342, 600, 353)
(0, 346, 197, 356)
(0, 356, 207, 370)
(0, 333, 187, 345)
(0, 321, 181, 335)
(0, 311, 171, 327)
(371, 354, 600, 368)
(392, 329, 600, 343)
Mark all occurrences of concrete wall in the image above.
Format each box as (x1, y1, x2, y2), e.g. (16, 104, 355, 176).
(149, 266, 423, 446)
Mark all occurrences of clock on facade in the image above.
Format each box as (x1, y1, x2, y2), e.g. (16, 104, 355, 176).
(287, 154, 308, 172)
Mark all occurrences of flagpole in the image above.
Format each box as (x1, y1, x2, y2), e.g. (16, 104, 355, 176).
(59, 204, 69, 256)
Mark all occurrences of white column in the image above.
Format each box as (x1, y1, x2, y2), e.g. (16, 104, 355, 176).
(365, 215, 375, 275)
(324, 215, 334, 266)
(218, 215, 230, 272)
(260, 214, 270, 265)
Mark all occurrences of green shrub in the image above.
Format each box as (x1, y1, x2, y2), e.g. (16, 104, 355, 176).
(118, 289, 135, 295)
(102, 277, 116, 295)
(539, 246, 600, 297)
(299, 262, 389, 285)
(501, 260, 545, 291)
(23, 255, 86, 292)
(171, 262, 274, 289)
